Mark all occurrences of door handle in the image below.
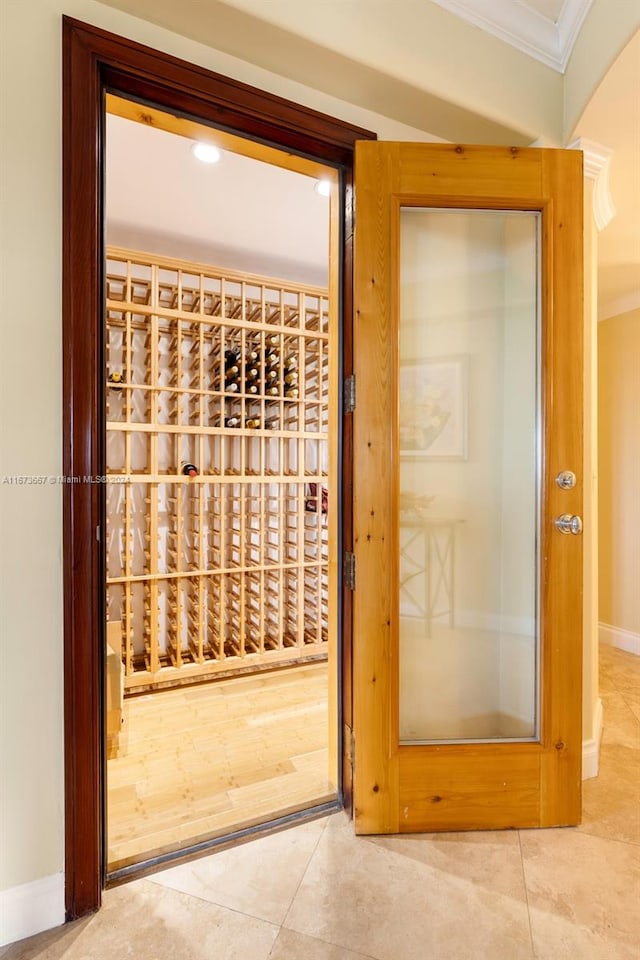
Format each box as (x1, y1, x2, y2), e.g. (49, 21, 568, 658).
(555, 514, 583, 535)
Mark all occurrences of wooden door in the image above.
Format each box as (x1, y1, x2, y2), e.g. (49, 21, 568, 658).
(352, 143, 583, 833)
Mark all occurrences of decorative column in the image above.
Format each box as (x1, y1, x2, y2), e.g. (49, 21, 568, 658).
(568, 137, 616, 779)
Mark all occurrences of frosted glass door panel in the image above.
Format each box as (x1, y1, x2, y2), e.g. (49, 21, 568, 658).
(399, 209, 540, 743)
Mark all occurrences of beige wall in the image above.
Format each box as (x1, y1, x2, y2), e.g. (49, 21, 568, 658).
(598, 309, 640, 636)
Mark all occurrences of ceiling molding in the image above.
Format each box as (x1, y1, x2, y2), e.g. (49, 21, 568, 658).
(568, 137, 616, 231)
(430, 0, 593, 72)
(556, 0, 595, 70)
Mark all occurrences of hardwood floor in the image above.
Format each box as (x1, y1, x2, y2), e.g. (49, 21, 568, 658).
(107, 662, 333, 871)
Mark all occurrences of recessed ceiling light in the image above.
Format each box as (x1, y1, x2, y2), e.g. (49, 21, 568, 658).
(191, 142, 222, 164)
(315, 179, 331, 197)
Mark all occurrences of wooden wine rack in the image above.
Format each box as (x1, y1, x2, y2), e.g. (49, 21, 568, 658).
(105, 247, 330, 691)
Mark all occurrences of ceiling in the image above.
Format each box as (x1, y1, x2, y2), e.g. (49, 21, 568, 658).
(106, 115, 331, 287)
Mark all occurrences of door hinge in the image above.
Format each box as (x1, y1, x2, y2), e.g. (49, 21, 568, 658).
(344, 551, 356, 590)
(344, 374, 356, 414)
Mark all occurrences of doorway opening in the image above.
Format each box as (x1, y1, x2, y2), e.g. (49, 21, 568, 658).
(104, 97, 340, 873)
(63, 15, 375, 917)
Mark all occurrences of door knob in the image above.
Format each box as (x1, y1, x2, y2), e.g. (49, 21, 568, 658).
(555, 514, 583, 535)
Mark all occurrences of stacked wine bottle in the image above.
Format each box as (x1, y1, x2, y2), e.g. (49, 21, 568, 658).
(218, 339, 299, 410)
(222, 347, 242, 395)
(217, 334, 299, 430)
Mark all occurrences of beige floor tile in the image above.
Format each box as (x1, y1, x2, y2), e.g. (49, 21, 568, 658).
(284, 818, 534, 960)
(580, 749, 640, 844)
(600, 691, 640, 750)
(148, 818, 327, 924)
(372, 828, 526, 901)
(579, 685, 640, 844)
(520, 827, 640, 960)
(599, 646, 640, 707)
(268, 928, 376, 960)
(1, 881, 278, 960)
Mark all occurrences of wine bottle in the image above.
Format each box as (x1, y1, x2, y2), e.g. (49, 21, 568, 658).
(265, 417, 279, 430)
(266, 385, 280, 396)
(245, 417, 260, 429)
(264, 350, 279, 367)
(284, 386, 299, 399)
(284, 354, 297, 370)
(246, 349, 259, 362)
(265, 369, 278, 382)
(225, 347, 240, 366)
(284, 371, 298, 385)
(245, 366, 259, 380)
(265, 333, 279, 346)
(224, 416, 240, 428)
(224, 380, 239, 393)
(181, 462, 198, 477)
(108, 371, 124, 387)
(247, 383, 259, 395)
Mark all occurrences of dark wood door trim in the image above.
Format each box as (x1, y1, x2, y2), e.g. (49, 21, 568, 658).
(62, 15, 374, 920)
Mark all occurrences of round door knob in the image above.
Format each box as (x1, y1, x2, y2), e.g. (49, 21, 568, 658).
(555, 514, 583, 535)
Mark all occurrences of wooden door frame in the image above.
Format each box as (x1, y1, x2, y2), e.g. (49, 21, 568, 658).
(62, 15, 375, 920)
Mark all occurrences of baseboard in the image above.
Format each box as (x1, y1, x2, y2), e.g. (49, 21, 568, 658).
(0, 872, 64, 947)
(582, 697, 604, 781)
(599, 622, 640, 656)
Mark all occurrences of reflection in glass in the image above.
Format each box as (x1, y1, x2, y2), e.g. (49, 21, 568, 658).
(398, 209, 540, 743)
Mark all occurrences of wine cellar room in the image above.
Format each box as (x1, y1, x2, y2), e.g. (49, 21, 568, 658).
(104, 96, 339, 873)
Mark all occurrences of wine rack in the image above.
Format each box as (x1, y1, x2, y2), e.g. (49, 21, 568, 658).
(105, 247, 330, 691)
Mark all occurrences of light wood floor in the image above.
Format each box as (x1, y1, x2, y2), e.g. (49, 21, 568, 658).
(107, 662, 333, 871)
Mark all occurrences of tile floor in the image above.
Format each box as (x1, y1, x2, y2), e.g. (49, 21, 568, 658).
(3, 644, 638, 959)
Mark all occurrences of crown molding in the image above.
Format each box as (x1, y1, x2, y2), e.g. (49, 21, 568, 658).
(556, 0, 594, 69)
(568, 137, 616, 231)
(430, 0, 593, 72)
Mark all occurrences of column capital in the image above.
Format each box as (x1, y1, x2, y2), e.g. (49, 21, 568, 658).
(568, 137, 616, 231)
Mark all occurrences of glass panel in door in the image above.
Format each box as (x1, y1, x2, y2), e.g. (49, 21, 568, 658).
(398, 208, 540, 743)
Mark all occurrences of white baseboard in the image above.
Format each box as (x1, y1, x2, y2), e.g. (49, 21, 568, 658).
(599, 622, 640, 656)
(0, 872, 64, 947)
(582, 696, 604, 780)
